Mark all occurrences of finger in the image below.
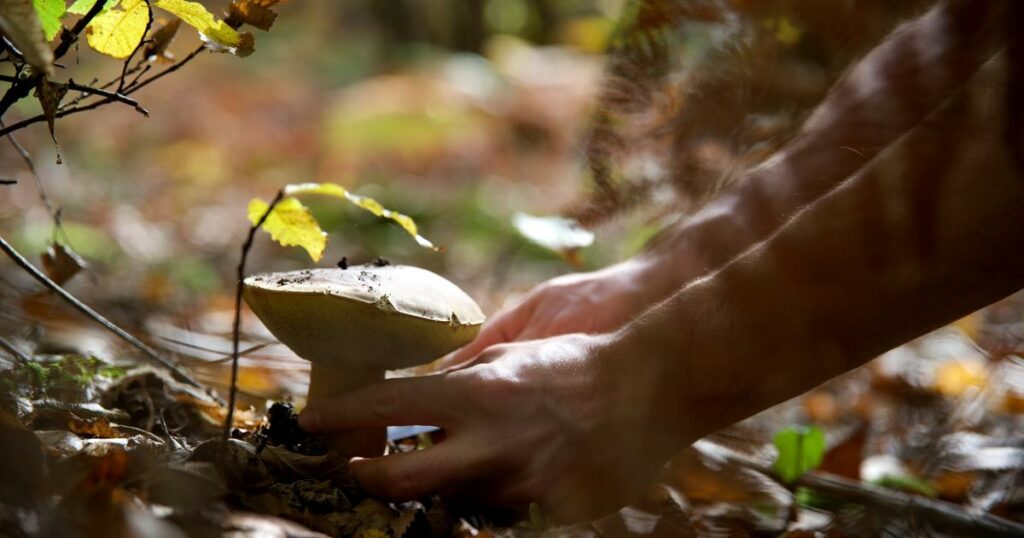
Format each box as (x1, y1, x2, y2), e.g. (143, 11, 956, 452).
(299, 374, 460, 432)
(439, 308, 527, 372)
(350, 443, 478, 501)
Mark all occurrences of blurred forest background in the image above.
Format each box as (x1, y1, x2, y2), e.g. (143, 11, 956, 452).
(1, 0, 637, 399)
(3, 1, 1024, 536)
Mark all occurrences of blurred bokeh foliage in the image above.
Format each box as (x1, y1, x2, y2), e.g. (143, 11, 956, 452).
(0, 0, 638, 323)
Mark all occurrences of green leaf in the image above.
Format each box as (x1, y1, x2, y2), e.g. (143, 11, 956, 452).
(31, 0, 64, 40)
(248, 197, 326, 262)
(67, 0, 120, 15)
(153, 0, 240, 48)
(773, 426, 826, 483)
(85, 0, 148, 58)
(284, 182, 439, 251)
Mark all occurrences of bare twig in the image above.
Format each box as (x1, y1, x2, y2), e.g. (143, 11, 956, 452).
(124, 44, 205, 94)
(0, 45, 206, 138)
(53, 0, 109, 61)
(67, 79, 148, 116)
(221, 190, 285, 456)
(117, 0, 153, 92)
(0, 117, 67, 245)
(0, 179, 15, 185)
(0, 0, 109, 117)
(0, 334, 30, 364)
(0, 233, 203, 389)
(713, 444, 1024, 537)
(796, 471, 1024, 537)
(0, 75, 148, 116)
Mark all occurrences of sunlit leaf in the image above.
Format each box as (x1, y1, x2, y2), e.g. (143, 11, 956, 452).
(85, 0, 148, 58)
(0, 0, 54, 75)
(153, 0, 241, 49)
(32, 0, 64, 40)
(142, 17, 179, 60)
(934, 359, 987, 397)
(226, 0, 277, 31)
(773, 426, 825, 483)
(284, 182, 439, 251)
(248, 197, 326, 262)
(67, 0, 119, 15)
(513, 212, 594, 253)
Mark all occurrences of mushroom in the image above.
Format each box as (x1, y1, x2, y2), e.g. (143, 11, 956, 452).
(243, 265, 485, 457)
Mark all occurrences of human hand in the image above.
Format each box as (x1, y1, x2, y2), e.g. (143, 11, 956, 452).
(298, 332, 691, 523)
(443, 256, 681, 370)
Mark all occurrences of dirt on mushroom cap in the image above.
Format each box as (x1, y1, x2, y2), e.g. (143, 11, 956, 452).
(242, 265, 485, 370)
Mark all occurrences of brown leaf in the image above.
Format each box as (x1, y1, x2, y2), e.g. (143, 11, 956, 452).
(41, 242, 88, 285)
(142, 18, 180, 61)
(0, 410, 46, 507)
(227, 0, 277, 31)
(0, 0, 54, 76)
(234, 31, 255, 57)
(67, 416, 118, 438)
(33, 78, 68, 164)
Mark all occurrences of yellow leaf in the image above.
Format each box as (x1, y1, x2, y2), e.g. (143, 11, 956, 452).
(153, 0, 241, 48)
(85, 0, 148, 59)
(283, 182, 438, 251)
(248, 197, 326, 262)
(934, 359, 988, 397)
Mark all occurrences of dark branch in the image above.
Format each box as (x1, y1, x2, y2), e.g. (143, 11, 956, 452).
(0, 335, 30, 364)
(0, 233, 204, 389)
(117, 0, 153, 92)
(0, 118, 57, 218)
(0, 75, 148, 116)
(67, 78, 148, 116)
(53, 0, 109, 61)
(0, 0, 109, 118)
(712, 443, 1024, 538)
(222, 190, 285, 459)
(0, 45, 206, 138)
(0, 179, 15, 185)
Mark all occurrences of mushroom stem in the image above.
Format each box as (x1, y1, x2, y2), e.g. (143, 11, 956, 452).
(307, 362, 386, 457)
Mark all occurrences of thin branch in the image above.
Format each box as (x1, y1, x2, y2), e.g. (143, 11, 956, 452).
(0, 0, 109, 117)
(0, 117, 60, 226)
(0, 179, 15, 185)
(713, 444, 1024, 537)
(117, 0, 153, 93)
(124, 44, 205, 94)
(222, 190, 285, 455)
(0, 75, 148, 116)
(0, 335, 30, 364)
(796, 471, 1024, 537)
(0, 233, 204, 389)
(0, 45, 206, 138)
(53, 0, 109, 61)
(67, 78, 148, 116)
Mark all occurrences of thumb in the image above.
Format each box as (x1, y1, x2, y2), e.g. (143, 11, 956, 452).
(437, 307, 528, 372)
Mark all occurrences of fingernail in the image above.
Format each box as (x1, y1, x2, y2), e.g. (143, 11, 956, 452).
(298, 409, 320, 431)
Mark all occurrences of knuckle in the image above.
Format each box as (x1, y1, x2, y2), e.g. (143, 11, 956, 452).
(382, 467, 420, 500)
(371, 385, 401, 420)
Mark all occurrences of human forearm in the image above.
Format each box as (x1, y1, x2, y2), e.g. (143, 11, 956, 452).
(640, 0, 1011, 293)
(625, 49, 1024, 443)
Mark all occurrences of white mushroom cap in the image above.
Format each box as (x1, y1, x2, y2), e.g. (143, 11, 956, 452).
(243, 265, 485, 370)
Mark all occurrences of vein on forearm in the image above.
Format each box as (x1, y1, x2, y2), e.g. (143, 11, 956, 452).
(651, 0, 1011, 287)
(645, 47, 1024, 434)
